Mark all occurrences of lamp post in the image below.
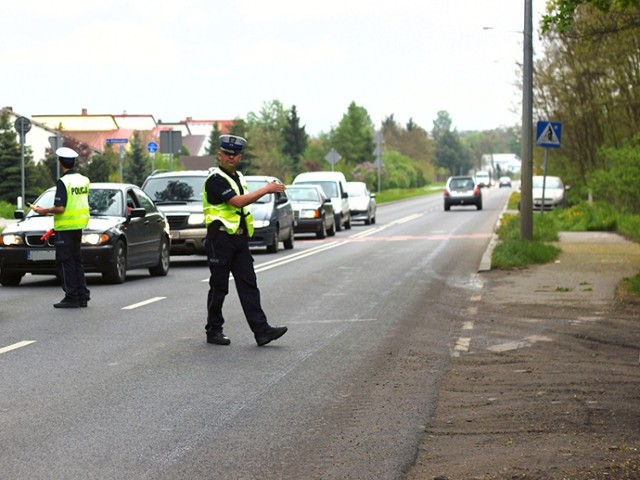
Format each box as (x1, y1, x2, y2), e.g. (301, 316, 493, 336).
(520, 0, 534, 240)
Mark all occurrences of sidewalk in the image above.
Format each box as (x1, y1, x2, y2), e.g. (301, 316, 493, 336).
(408, 232, 640, 479)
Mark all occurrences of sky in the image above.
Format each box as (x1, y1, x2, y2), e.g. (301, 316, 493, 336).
(2, 0, 547, 137)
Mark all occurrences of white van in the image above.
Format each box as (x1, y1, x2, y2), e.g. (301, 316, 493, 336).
(292, 171, 352, 231)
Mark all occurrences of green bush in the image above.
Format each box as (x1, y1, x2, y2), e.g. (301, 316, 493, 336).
(492, 239, 561, 269)
(0, 200, 16, 219)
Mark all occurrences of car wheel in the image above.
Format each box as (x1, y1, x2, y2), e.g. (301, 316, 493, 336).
(364, 210, 371, 225)
(444, 203, 451, 211)
(103, 240, 127, 284)
(316, 220, 327, 239)
(149, 237, 170, 277)
(283, 227, 295, 250)
(476, 202, 483, 211)
(266, 228, 279, 253)
(0, 270, 24, 286)
(344, 215, 352, 229)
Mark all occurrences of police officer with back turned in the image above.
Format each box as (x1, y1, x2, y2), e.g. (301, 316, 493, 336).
(34, 147, 90, 308)
(203, 135, 288, 346)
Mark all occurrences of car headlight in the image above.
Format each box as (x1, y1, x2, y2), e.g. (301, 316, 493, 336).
(1, 234, 23, 246)
(82, 233, 111, 245)
(253, 219, 270, 228)
(299, 209, 320, 219)
(188, 213, 205, 226)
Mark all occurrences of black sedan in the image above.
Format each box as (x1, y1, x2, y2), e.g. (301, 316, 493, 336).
(286, 184, 336, 239)
(0, 183, 171, 286)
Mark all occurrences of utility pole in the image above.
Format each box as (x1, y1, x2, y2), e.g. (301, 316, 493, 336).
(520, 0, 534, 240)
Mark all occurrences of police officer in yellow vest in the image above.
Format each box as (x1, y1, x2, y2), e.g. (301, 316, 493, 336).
(34, 147, 91, 308)
(203, 135, 288, 346)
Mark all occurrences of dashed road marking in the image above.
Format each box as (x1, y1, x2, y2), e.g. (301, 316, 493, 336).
(122, 296, 166, 310)
(0, 340, 36, 355)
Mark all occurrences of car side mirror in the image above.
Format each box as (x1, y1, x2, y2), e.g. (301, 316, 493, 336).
(342, 192, 348, 199)
(324, 198, 332, 204)
(276, 196, 288, 205)
(14, 209, 25, 220)
(129, 207, 146, 219)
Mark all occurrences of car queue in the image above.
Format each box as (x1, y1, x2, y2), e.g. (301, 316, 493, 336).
(0, 170, 380, 287)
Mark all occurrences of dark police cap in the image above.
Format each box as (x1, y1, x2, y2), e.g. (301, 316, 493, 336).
(219, 135, 246, 154)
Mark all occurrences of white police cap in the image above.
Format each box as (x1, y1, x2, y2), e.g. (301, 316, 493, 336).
(219, 135, 246, 154)
(56, 147, 79, 160)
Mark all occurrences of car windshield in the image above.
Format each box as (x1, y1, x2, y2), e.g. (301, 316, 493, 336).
(288, 187, 320, 202)
(246, 181, 271, 204)
(144, 177, 204, 203)
(297, 181, 337, 198)
(533, 177, 563, 189)
(347, 183, 367, 197)
(89, 189, 123, 216)
(26, 188, 123, 217)
(450, 178, 475, 190)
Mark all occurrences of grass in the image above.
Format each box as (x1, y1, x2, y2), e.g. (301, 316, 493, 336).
(375, 184, 443, 204)
(492, 198, 640, 298)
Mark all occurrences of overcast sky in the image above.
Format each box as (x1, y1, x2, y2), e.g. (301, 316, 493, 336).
(2, 0, 546, 136)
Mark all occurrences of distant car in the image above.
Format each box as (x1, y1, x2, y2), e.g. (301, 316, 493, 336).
(292, 171, 351, 231)
(444, 176, 483, 211)
(286, 184, 336, 239)
(0, 183, 170, 286)
(498, 176, 512, 188)
(346, 181, 376, 225)
(532, 175, 568, 210)
(244, 175, 295, 253)
(142, 170, 209, 255)
(475, 171, 492, 188)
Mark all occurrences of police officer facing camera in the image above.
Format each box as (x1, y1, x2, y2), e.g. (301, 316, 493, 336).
(34, 147, 91, 308)
(203, 135, 288, 346)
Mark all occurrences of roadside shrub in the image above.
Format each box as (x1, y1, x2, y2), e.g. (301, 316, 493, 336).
(492, 239, 560, 269)
(0, 200, 15, 219)
(552, 202, 617, 231)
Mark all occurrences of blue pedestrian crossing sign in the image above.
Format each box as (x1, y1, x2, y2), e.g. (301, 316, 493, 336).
(536, 121, 562, 148)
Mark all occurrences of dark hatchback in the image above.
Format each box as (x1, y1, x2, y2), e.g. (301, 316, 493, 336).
(245, 175, 295, 253)
(286, 184, 336, 239)
(0, 183, 171, 286)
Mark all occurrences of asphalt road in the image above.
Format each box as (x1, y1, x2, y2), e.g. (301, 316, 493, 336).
(1, 187, 510, 479)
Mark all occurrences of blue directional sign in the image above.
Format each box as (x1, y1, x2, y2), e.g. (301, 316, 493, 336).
(147, 141, 158, 153)
(106, 138, 128, 144)
(536, 121, 562, 148)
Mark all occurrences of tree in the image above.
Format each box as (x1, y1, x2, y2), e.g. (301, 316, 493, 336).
(0, 111, 30, 204)
(542, 0, 639, 33)
(535, 3, 640, 195)
(432, 111, 472, 177)
(331, 102, 375, 169)
(206, 122, 223, 155)
(282, 105, 308, 175)
(125, 131, 149, 186)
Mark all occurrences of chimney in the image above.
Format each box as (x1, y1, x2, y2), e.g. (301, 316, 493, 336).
(81, 108, 88, 116)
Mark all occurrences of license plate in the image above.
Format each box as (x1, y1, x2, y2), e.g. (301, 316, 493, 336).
(28, 250, 56, 261)
(171, 231, 180, 240)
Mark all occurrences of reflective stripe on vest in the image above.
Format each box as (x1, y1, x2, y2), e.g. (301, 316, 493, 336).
(202, 168, 254, 236)
(54, 174, 90, 231)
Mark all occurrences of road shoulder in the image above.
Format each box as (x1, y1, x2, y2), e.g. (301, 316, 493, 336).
(407, 232, 640, 479)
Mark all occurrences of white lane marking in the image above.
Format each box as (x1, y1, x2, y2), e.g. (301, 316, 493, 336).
(462, 321, 474, 330)
(201, 213, 428, 281)
(488, 335, 553, 352)
(0, 340, 36, 355)
(122, 296, 166, 310)
(454, 337, 471, 353)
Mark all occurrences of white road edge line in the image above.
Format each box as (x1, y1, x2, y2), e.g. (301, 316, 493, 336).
(0, 340, 36, 355)
(122, 296, 167, 310)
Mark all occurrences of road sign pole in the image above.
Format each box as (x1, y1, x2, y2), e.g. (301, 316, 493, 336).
(520, 0, 534, 241)
(119, 144, 125, 182)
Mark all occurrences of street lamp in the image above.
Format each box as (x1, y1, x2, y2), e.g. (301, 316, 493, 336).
(520, 0, 534, 240)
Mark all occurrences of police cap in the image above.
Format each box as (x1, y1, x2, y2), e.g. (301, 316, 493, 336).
(219, 135, 246, 154)
(56, 147, 79, 166)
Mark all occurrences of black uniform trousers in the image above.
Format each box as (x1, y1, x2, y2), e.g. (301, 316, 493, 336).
(55, 229, 90, 301)
(205, 229, 270, 335)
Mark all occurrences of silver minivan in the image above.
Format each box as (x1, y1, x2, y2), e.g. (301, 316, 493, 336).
(292, 171, 352, 231)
